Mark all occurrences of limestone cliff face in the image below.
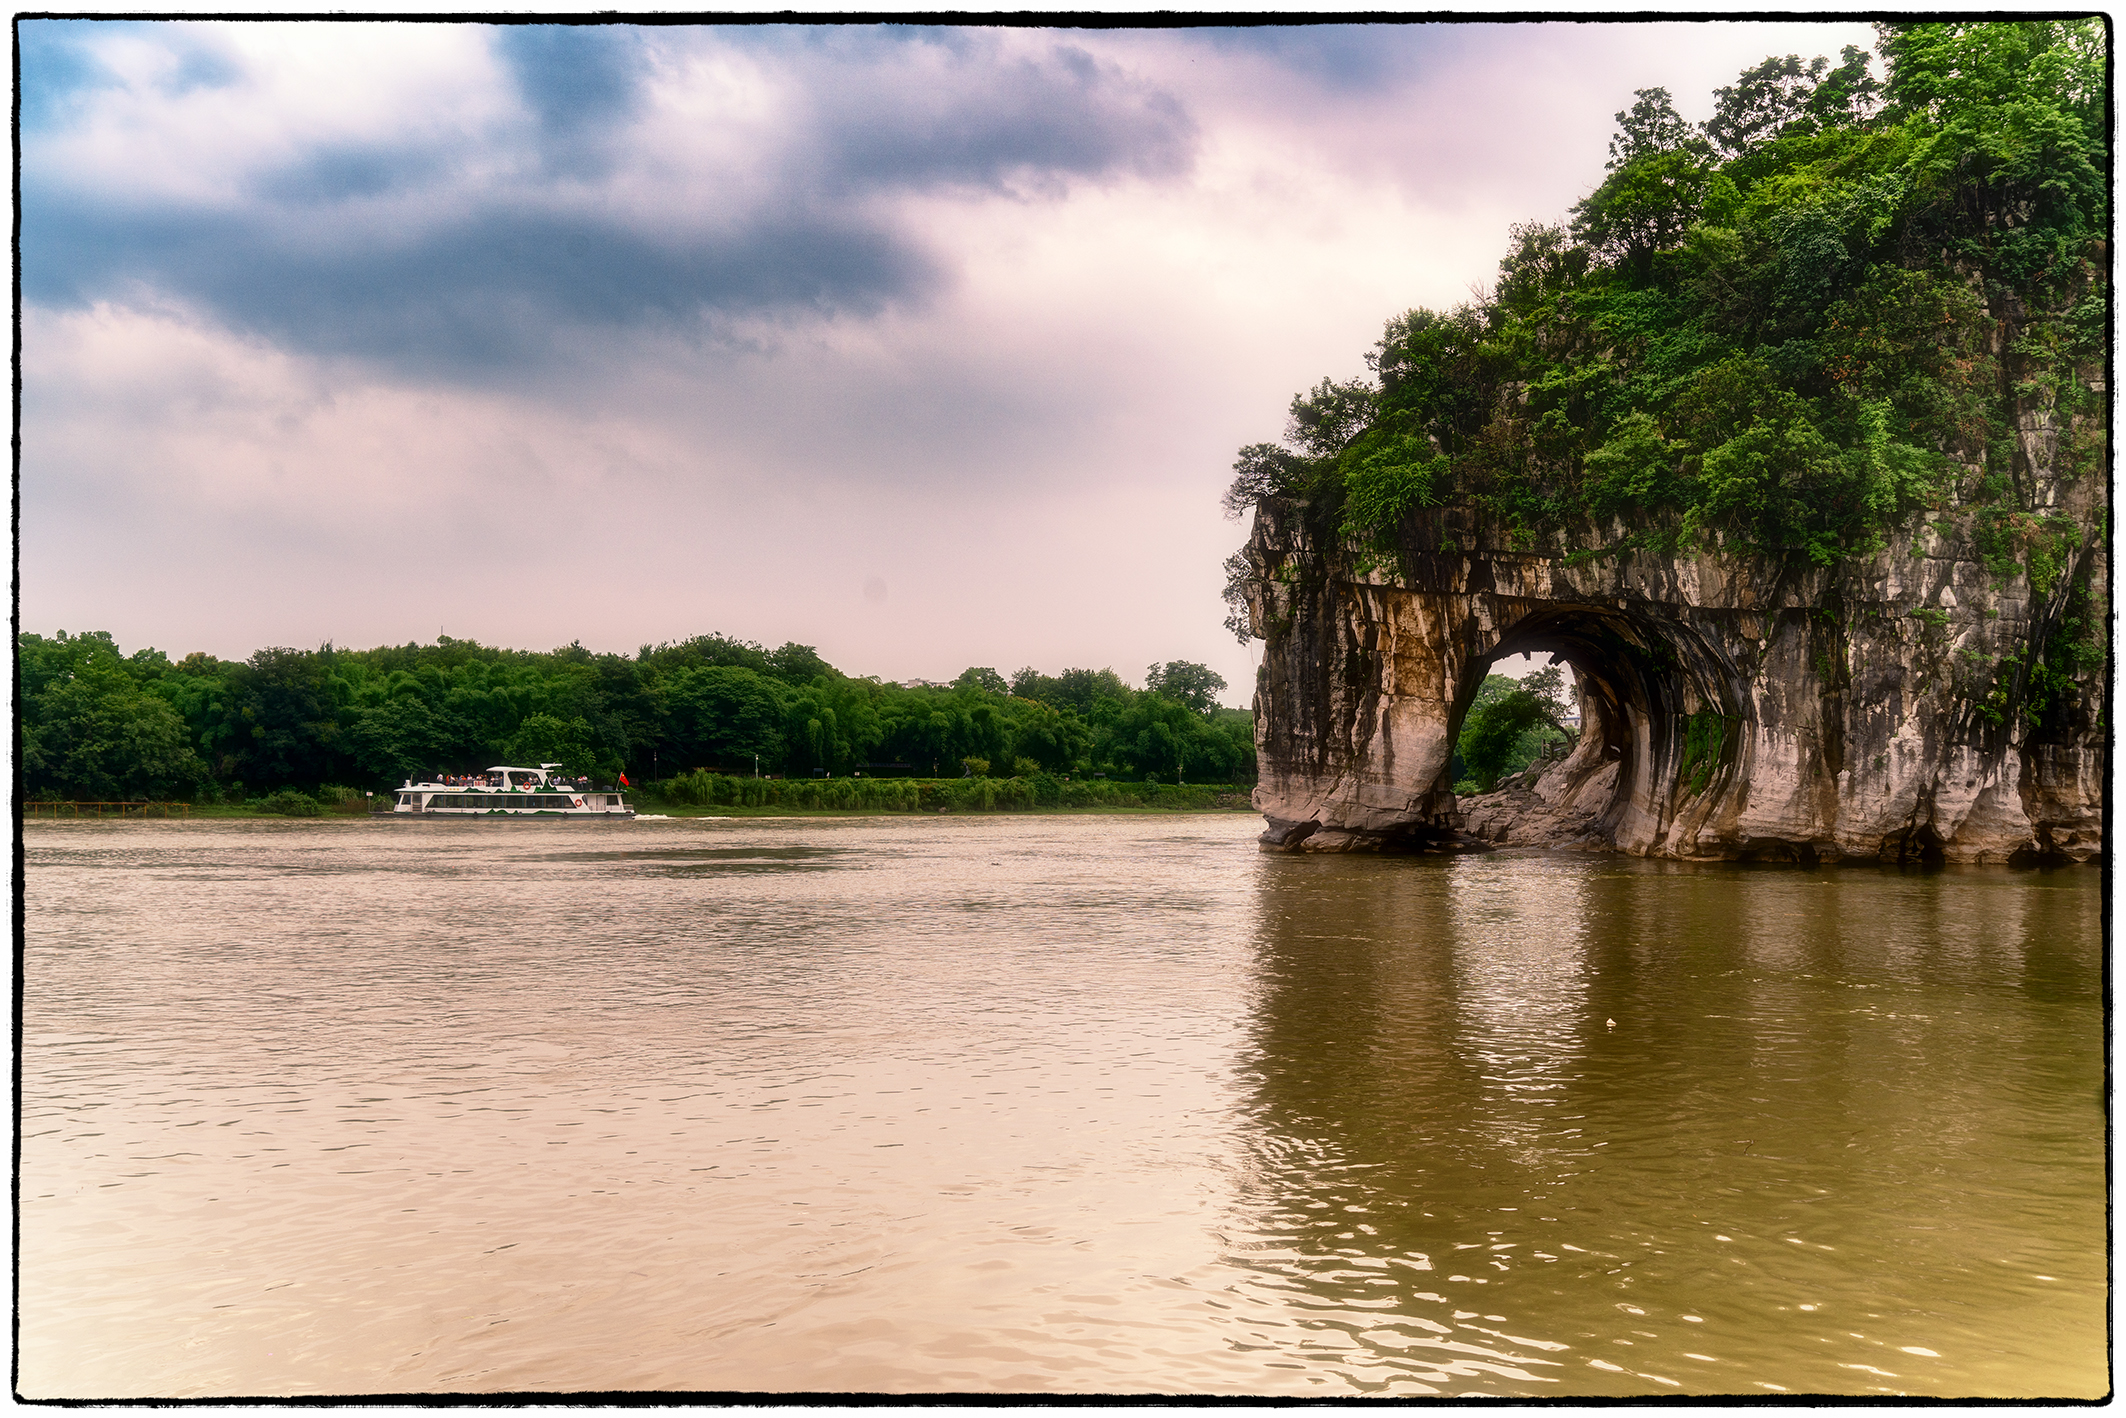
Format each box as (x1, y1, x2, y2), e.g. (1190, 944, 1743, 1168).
(1238, 470, 2107, 864)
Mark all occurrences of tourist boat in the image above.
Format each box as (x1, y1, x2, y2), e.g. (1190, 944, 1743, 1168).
(387, 764, 634, 818)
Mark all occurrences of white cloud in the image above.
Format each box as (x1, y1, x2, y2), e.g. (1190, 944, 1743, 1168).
(20, 18, 1884, 697)
(30, 23, 510, 213)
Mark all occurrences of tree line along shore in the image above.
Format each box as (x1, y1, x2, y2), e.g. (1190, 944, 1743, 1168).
(18, 630, 1260, 814)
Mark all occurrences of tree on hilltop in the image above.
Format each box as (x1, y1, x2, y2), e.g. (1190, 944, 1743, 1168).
(1145, 660, 1228, 715)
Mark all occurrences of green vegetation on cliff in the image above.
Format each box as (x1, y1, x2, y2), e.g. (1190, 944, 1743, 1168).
(1224, 20, 2105, 618)
(1453, 667, 1578, 794)
(17, 631, 1255, 804)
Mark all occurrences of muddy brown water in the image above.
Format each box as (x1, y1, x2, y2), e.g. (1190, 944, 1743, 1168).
(18, 815, 2106, 1398)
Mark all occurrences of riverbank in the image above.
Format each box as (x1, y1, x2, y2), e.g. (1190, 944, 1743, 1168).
(35, 779, 1259, 821)
(652, 771, 1251, 815)
(638, 799, 1256, 819)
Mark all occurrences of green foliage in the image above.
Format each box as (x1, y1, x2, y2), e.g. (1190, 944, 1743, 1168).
(1605, 87, 1708, 168)
(1008, 665, 1130, 713)
(1220, 22, 2107, 590)
(1706, 48, 1881, 159)
(1457, 691, 1551, 794)
(638, 633, 830, 686)
(502, 713, 601, 777)
(661, 665, 785, 769)
(1580, 412, 1680, 516)
(1286, 378, 1378, 457)
(1454, 668, 1577, 794)
(2023, 569, 2106, 726)
(19, 631, 1257, 802)
(1678, 711, 1729, 796)
(1576, 147, 1714, 283)
(254, 789, 323, 817)
(1366, 307, 1492, 456)
(646, 770, 1250, 815)
(1143, 660, 1229, 715)
(2026, 520, 2082, 599)
(18, 632, 207, 800)
(1968, 506, 2083, 594)
(1221, 443, 1315, 516)
(1339, 432, 1445, 553)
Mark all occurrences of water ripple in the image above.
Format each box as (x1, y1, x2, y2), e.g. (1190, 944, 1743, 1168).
(20, 818, 2104, 1398)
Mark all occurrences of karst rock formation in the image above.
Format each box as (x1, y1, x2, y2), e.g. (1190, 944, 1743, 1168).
(1235, 450, 2106, 866)
(1227, 26, 2109, 867)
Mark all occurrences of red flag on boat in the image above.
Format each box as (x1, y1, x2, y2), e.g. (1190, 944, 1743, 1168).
(619, 772, 631, 787)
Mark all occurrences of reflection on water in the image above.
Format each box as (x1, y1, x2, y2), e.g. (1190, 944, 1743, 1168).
(1227, 855, 2106, 1397)
(20, 819, 2105, 1398)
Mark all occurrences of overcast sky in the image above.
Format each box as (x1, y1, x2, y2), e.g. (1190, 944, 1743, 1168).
(21, 17, 1879, 702)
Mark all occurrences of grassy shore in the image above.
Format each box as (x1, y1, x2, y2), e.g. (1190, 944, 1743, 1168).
(635, 800, 1256, 819)
(30, 782, 1258, 821)
(650, 770, 1252, 815)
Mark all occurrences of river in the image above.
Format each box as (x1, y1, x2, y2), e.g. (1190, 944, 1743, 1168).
(18, 814, 2106, 1399)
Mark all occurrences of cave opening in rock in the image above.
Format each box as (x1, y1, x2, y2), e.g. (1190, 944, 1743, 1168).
(1449, 603, 1733, 840)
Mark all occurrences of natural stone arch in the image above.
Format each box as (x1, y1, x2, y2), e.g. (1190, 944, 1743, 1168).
(1250, 580, 1742, 855)
(1243, 487, 2102, 862)
(1446, 602, 1744, 856)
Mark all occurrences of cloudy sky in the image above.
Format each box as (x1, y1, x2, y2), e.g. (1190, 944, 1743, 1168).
(21, 17, 1878, 701)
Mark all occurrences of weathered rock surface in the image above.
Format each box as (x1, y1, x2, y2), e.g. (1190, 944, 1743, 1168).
(1237, 479, 2107, 865)
(1455, 755, 1610, 850)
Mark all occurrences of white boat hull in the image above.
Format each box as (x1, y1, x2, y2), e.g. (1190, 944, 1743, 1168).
(386, 766, 634, 818)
